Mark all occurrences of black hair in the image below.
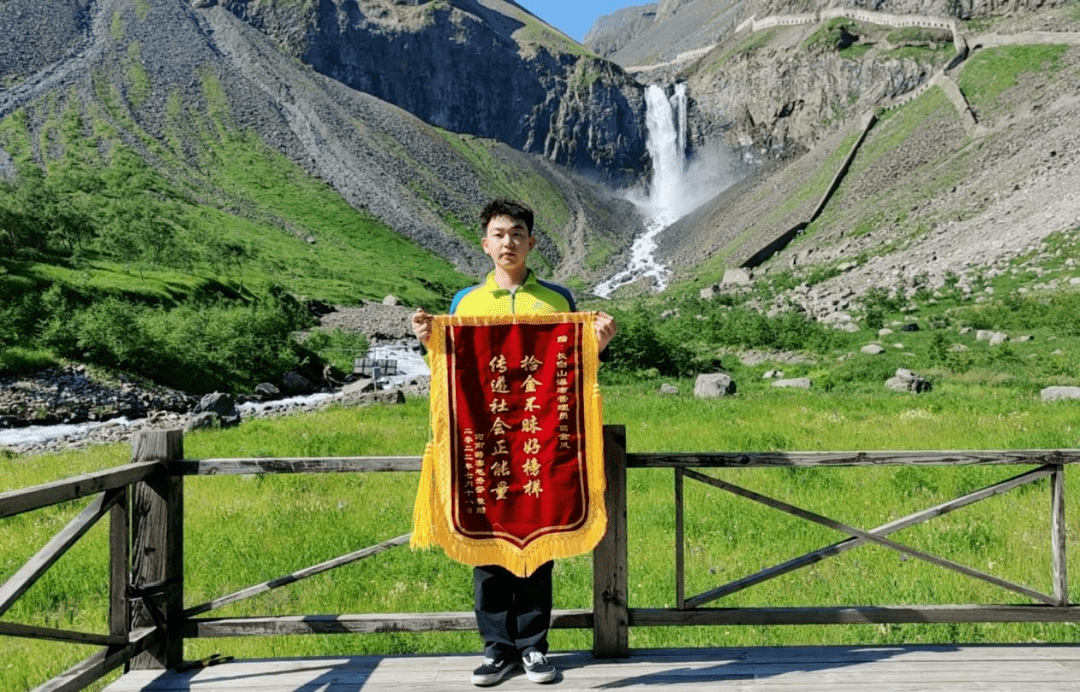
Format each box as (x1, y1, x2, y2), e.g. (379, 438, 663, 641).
(480, 199, 534, 235)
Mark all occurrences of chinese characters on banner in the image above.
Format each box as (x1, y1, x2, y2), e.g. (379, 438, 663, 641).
(450, 320, 587, 545)
(411, 313, 607, 577)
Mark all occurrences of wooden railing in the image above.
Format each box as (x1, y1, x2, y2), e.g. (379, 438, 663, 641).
(3, 426, 1080, 691)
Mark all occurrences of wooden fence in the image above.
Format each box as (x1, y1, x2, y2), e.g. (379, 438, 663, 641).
(3, 426, 1080, 691)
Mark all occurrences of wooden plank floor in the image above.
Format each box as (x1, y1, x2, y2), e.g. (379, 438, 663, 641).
(102, 645, 1080, 691)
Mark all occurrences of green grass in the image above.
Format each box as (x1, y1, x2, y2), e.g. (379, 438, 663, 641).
(5, 374, 1080, 689)
(958, 44, 1071, 112)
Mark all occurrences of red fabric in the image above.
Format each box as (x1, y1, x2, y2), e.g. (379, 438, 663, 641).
(445, 320, 590, 548)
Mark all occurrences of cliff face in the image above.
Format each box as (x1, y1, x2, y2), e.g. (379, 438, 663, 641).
(218, 0, 650, 184)
(583, 4, 658, 58)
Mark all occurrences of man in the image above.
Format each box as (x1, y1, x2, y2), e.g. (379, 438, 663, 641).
(412, 199, 616, 686)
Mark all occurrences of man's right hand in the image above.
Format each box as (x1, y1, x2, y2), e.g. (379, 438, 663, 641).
(412, 307, 434, 349)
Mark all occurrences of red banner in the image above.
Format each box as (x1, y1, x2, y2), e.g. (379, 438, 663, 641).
(412, 313, 606, 577)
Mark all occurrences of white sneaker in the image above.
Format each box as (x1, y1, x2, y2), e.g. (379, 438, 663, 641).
(522, 650, 557, 683)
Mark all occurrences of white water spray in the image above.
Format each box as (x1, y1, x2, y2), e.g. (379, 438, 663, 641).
(593, 84, 689, 298)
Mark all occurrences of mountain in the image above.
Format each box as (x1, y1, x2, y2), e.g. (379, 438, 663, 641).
(584, 0, 1080, 325)
(214, 0, 649, 183)
(0, 0, 646, 294)
(3, 0, 1079, 328)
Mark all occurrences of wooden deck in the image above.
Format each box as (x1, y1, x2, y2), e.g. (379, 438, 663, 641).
(102, 645, 1080, 691)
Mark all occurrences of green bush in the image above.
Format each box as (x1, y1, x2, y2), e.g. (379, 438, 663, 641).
(605, 306, 695, 376)
(0, 347, 58, 378)
(692, 306, 841, 353)
(37, 286, 315, 392)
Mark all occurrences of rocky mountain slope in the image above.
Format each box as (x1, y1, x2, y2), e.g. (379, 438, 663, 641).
(0, 0, 644, 284)
(583, 1, 1080, 325)
(214, 0, 650, 183)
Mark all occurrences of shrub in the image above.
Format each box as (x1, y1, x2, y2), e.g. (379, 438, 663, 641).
(605, 306, 695, 376)
(38, 286, 315, 393)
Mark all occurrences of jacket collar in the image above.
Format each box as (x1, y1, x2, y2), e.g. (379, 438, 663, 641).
(484, 269, 536, 294)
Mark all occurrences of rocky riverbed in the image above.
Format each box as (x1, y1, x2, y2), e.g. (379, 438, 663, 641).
(0, 302, 430, 457)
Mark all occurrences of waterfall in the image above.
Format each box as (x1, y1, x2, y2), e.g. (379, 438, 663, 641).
(593, 83, 688, 298)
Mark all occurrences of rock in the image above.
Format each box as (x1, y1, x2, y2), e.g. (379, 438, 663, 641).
(281, 371, 315, 395)
(659, 383, 679, 395)
(700, 285, 718, 300)
(861, 344, 886, 355)
(772, 377, 812, 389)
(721, 268, 752, 285)
(878, 328, 894, 336)
(382, 294, 399, 306)
(185, 412, 219, 431)
(694, 373, 736, 398)
(885, 368, 932, 394)
(340, 387, 407, 407)
(1041, 386, 1080, 402)
(254, 382, 281, 400)
(193, 392, 241, 428)
(762, 370, 784, 379)
(341, 378, 376, 396)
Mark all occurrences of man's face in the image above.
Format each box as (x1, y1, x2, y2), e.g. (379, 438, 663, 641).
(482, 215, 535, 273)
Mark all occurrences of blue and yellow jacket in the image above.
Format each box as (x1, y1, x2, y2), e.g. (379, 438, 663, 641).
(449, 270, 576, 316)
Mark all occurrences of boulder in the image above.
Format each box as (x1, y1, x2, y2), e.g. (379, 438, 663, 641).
(694, 373, 736, 398)
(1041, 386, 1080, 402)
(861, 344, 885, 355)
(885, 368, 932, 394)
(254, 382, 281, 400)
(772, 377, 812, 389)
(659, 383, 680, 395)
(185, 412, 219, 431)
(281, 371, 315, 395)
(193, 392, 241, 427)
(721, 268, 752, 286)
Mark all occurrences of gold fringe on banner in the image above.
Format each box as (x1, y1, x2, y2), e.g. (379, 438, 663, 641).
(411, 312, 606, 577)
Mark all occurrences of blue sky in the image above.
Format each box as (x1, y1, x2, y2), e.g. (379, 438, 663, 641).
(516, 1, 639, 42)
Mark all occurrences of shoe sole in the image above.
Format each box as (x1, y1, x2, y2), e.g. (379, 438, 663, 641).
(524, 667, 557, 683)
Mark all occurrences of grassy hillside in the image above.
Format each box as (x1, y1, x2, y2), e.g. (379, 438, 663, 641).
(0, 77, 484, 390)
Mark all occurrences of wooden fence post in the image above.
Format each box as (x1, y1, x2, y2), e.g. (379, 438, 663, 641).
(1052, 466, 1068, 605)
(109, 485, 129, 645)
(129, 430, 184, 670)
(593, 425, 628, 658)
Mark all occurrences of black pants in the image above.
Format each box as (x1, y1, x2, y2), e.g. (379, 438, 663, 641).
(473, 561, 553, 659)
